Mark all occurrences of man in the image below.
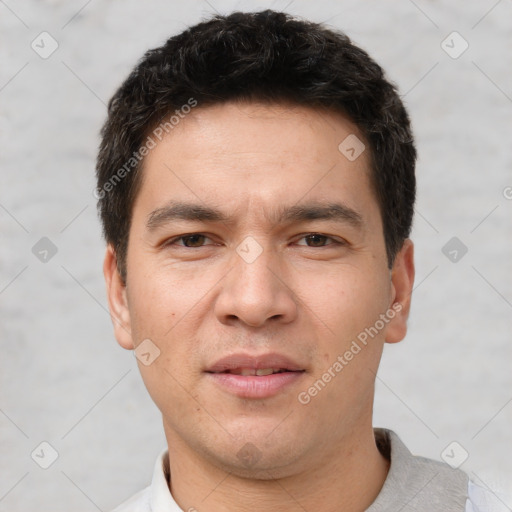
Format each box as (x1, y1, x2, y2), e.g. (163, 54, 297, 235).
(96, 10, 500, 512)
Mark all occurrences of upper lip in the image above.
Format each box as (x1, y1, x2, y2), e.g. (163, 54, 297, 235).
(205, 352, 305, 373)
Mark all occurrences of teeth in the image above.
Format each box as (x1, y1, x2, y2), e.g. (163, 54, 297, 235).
(227, 368, 285, 376)
(256, 368, 274, 376)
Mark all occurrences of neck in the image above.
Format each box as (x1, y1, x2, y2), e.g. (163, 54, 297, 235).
(164, 424, 389, 512)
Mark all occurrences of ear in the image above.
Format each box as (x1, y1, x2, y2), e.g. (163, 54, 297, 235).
(385, 238, 415, 344)
(103, 245, 134, 350)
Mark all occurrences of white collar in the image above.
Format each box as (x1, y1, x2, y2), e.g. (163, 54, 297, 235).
(116, 428, 487, 511)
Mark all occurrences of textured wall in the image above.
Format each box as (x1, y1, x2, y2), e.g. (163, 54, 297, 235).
(1, 1, 511, 510)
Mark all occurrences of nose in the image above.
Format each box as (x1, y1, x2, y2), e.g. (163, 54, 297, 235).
(214, 242, 298, 328)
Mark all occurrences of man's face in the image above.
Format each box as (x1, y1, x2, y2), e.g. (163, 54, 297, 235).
(105, 102, 413, 477)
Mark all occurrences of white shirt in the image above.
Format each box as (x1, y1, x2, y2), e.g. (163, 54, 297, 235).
(110, 429, 508, 511)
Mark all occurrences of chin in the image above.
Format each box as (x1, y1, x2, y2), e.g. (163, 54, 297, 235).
(211, 447, 303, 480)
(202, 428, 308, 477)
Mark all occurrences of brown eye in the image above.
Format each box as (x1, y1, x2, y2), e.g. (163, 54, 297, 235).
(179, 234, 208, 247)
(296, 234, 334, 247)
(166, 233, 211, 249)
(305, 234, 329, 247)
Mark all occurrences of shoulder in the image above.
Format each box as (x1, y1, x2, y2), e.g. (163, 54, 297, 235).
(368, 429, 469, 511)
(109, 486, 152, 512)
(109, 448, 173, 512)
(466, 479, 512, 512)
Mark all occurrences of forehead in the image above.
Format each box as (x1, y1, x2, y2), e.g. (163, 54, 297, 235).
(133, 101, 379, 228)
(153, 101, 368, 168)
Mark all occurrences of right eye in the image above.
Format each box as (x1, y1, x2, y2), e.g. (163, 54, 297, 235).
(166, 234, 214, 248)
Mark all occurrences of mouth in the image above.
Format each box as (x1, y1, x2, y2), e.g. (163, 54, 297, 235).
(205, 353, 306, 399)
(210, 367, 299, 376)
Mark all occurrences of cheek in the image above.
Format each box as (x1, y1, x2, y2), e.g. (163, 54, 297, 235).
(296, 264, 391, 344)
(126, 264, 204, 341)
(126, 265, 209, 381)
(127, 279, 203, 422)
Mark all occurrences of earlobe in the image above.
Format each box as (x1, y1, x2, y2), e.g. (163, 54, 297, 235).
(103, 245, 134, 350)
(385, 239, 415, 344)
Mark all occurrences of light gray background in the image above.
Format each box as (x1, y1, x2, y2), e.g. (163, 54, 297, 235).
(1, 1, 511, 511)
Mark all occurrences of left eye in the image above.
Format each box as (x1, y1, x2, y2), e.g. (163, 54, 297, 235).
(296, 234, 338, 247)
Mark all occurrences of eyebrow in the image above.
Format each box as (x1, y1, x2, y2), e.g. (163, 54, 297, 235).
(145, 201, 364, 232)
(146, 202, 228, 231)
(278, 203, 363, 228)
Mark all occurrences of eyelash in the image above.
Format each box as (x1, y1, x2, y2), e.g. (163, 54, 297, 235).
(164, 233, 345, 248)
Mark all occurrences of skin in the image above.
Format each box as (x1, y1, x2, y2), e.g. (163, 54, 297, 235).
(104, 101, 415, 512)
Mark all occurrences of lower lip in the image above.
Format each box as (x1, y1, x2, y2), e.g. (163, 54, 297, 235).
(206, 371, 304, 399)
